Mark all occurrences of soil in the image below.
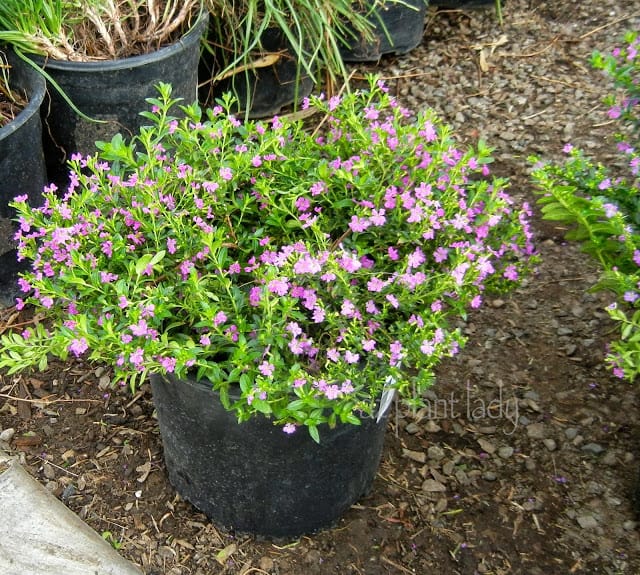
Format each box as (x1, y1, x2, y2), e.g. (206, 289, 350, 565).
(2, 0, 640, 574)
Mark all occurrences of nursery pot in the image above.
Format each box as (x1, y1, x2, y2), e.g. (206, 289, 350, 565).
(341, 0, 428, 62)
(0, 51, 46, 219)
(200, 27, 314, 119)
(40, 12, 208, 185)
(0, 49, 46, 306)
(150, 373, 389, 538)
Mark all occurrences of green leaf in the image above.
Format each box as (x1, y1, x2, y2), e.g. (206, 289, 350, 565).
(308, 424, 320, 444)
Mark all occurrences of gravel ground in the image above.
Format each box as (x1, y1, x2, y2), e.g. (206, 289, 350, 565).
(2, 0, 640, 573)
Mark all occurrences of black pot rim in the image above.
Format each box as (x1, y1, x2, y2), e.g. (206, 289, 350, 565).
(0, 53, 46, 141)
(39, 10, 208, 73)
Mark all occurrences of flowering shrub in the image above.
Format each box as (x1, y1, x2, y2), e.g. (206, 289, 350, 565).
(1, 77, 534, 440)
(531, 31, 640, 382)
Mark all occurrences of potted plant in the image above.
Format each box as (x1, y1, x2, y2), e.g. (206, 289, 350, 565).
(0, 0, 207, 184)
(340, 0, 429, 63)
(0, 47, 46, 307)
(200, 0, 379, 117)
(0, 76, 535, 536)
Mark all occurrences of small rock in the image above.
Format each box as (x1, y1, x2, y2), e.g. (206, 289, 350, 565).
(527, 422, 546, 439)
(0, 428, 15, 443)
(557, 327, 574, 336)
(498, 446, 514, 459)
(564, 428, 579, 440)
(577, 515, 599, 530)
(259, 556, 275, 571)
(42, 463, 56, 480)
(525, 458, 536, 471)
(402, 448, 426, 464)
(565, 344, 577, 356)
(422, 479, 446, 492)
(623, 520, 637, 531)
(423, 420, 441, 433)
(477, 439, 496, 454)
(427, 446, 446, 461)
(442, 460, 455, 475)
(405, 422, 420, 434)
(523, 390, 540, 401)
(581, 443, 605, 455)
(482, 471, 497, 482)
(543, 438, 557, 451)
(491, 298, 505, 308)
(602, 451, 617, 466)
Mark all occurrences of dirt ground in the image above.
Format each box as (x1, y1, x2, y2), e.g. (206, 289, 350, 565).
(2, 1, 640, 573)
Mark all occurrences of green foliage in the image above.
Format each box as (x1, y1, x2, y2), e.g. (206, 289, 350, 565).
(531, 30, 640, 381)
(1, 77, 534, 438)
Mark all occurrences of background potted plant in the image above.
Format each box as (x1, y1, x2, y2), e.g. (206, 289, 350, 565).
(340, 0, 429, 63)
(200, 0, 381, 117)
(0, 48, 46, 307)
(0, 76, 535, 536)
(0, 0, 206, 184)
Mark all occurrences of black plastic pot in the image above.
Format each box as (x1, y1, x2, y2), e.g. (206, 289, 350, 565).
(150, 372, 389, 538)
(0, 49, 46, 307)
(430, 0, 498, 8)
(341, 0, 428, 62)
(40, 13, 208, 185)
(200, 27, 314, 119)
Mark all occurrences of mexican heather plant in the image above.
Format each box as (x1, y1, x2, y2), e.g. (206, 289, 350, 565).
(1, 77, 534, 439)
(532, 31, 640, 382)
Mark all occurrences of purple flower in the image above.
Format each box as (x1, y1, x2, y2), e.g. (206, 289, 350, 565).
(68, 338, 89, 357)
(344, 350, 360, 364)
(503, 265, 519, 281)
(268, 278, 289, 296)
(249, 286, 262, 306)
(283, 423, 297, 434)
(259, 361, 275, 378)
(214, 311, 228, 327)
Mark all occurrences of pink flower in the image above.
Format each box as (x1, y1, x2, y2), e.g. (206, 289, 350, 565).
(283, 423, 297, 434)
(219, 167, 233, 181)
(268, 278, 289, 296)
(258, 361, 274, 378)
(68, 337, 89, 357)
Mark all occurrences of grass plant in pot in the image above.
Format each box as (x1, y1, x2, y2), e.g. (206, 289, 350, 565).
(340, 0, 429, 63)
(0, 0, 206, 185)
(0, 76, 535, 537)
(200, 0, 377, 118)
(0, 48, 46, 307)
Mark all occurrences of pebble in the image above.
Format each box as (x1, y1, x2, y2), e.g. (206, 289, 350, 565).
(402, 448, 426, 463)
(405, 422, 420, 434)
(422, 479, 446, 492)
(577, 515, 599, 530)
(427, 446, 446, 461)
(0, 428, 15, 443)
(42, 463, 56, 480)
(526, 422, 546, 439)
(498, 446, 514, 459)
(543, 439, 557, 451)
(482, 471, 497, 481)
(564, 428, 579, 440)
(477, 438, 496, 455)
(259, 556, 275, 571)
(581, 443, 605, 455)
